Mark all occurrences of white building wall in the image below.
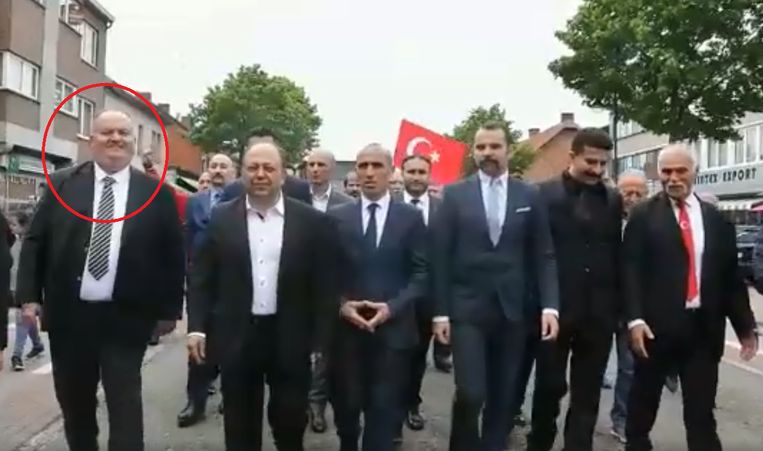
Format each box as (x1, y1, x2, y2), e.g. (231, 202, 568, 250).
(103, 92, 166, 169)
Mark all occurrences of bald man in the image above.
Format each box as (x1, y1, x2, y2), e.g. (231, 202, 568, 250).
(187, 142, 340, 451)
(17, 110, 185, 451)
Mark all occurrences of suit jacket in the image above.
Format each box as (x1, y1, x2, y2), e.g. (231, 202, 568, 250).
(623, 192, 756, 358)
(188, 196, 339, 368)
(326, 188, 354, 209)
(0, 213, 13, 350)
(16, 162, 186, 342)
(432, 174, 559, 323)
(538, 175, 622, 326)
(330, 198, 429, 349)
(185, 189, 217, 257)
(222, 175, 312, 205)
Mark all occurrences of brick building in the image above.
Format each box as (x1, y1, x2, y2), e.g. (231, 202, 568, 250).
(521, 112, 580, 183)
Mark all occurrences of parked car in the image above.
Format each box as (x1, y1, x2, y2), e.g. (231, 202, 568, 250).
(736, 225, 757, 283)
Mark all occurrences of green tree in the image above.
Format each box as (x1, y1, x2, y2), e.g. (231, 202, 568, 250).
(188, 65, 322, 165)
(449, 104, 529, 176)
(508, 141, 537, 177)
(549, 0, 763, 143)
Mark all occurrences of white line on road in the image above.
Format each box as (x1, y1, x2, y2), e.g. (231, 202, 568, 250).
(724, 339, 763, 356)
(722, 358, 763, 377)
(32, 363, 52, 375)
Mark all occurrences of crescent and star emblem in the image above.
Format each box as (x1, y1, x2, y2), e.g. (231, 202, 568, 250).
(405, 136, 441, 163)
(679, 220, 689, 230)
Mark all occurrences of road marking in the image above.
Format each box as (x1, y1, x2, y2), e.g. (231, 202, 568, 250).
(32, 363, 52, 375)
(722, 358, 763, 377)
(724, 339, 763, 356)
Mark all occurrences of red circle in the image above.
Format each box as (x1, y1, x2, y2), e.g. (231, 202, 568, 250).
(41, 82, 169, 223)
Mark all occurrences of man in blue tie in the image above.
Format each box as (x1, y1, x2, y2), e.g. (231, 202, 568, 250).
(179, 152, 235, 427)
(329, 143, 428, 451)
(431, 121, 560, 451)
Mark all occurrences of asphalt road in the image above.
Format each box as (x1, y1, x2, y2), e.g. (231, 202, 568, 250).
(3, 292, 763, 451)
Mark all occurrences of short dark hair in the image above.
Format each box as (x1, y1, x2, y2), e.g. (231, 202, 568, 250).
(16, 211, 29, 228)
(571, 128, 613, 154)
(477, 121, 511, 144)
(401, 154, 431, 170)
(249, 127, 276, 140)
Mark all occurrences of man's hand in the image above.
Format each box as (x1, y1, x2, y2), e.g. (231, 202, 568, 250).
(340, 301, 372, 331)
(187, 334, 206, 365)
(739, 333, 759, 361)
(155, 320, 176, 336)
(21, 303, 40, 325)
(540, 312, 559, 341)
(365, 302, 391, 331)
(433, 320, 450, 345)
(629, 323, 655, 359)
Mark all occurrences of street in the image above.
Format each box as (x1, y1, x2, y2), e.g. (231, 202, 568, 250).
(3, 293, 763, 451)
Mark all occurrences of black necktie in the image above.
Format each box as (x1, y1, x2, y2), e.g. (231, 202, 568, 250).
(364, 203, 379, 251)
(88, 176, 116, 280)
(410, 198, 420, 207)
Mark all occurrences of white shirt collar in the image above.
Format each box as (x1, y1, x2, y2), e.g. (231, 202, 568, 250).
(311, 184, 332, 200)
(478, 170, 509, 186)
(246, 192, 285, 218)
(670, 192, 700, 209)
(94, 162, 131, 186)
(361, 191, 391, 211)
(403, 190, 429, 205)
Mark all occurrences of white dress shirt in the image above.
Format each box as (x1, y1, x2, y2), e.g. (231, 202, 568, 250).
(628, 192, 704, 329)
(247, 194, 284, 315)
(361, 191, 391, 247)
(311, 184, 332, 213)
(404, 191, 430, 226)
(80, 163, 131, 302)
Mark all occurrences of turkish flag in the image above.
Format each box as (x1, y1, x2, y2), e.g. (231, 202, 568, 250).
(393, 120, 467, 184)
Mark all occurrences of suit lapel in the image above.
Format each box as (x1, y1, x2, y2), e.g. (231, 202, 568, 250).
(120, 169, 150, 249)
(699, 199, 714, 288)
(378, 200, 399, 249)
(231, 197, 254, 287)
(67, 163, 96, 218)
(277, 199, 299, 292)
(467, 175, 492, 245)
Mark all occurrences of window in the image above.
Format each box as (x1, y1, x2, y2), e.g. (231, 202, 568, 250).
(758, 125, 763, 161)
(745, 126, 758, 163)
(55, 78, 77, 116)
(75, 21, 98, 67)
(718, 140, 728, 166)
(0, 52, 39, 99)
(707, 140, 719, 168)
(78, 98, 94, 136)
(137, 125, 145, 150)
(150, 131, 162, 150)
(734, 138, 744, 165)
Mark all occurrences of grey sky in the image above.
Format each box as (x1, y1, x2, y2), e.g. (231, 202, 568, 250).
(101, 0, 607, 161)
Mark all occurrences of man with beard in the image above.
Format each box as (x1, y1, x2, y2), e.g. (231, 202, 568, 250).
(344, 171, 361, 198)
(398, 154, 451, 436)
(304, 148, 354, 433)
(623, 144, 758, 451)
(187, 142, 338, 451)
(178, 153, 236, 427)
(431, 121, 559, 451)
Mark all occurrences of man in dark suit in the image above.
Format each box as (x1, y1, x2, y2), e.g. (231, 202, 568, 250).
(398, 153, 450, 434)
(16, 110, 185, 451)
(303, 148, 354, 433)
(178, 152, 236, 427)
(623, 144, 758, 451)
(528, 128, 623, 451)
(430, 121, 559, 451)
(329, 143, 428, 451)
(0, 211, 14, 371)
(187, 142, 339, 451)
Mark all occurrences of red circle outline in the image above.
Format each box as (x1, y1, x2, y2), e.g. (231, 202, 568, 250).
(41, 82, 169, 223)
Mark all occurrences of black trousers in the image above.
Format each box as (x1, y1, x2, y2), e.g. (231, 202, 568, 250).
(626, 311, 721, 451)
(221, 316, 310, 451)
(512, 322, 539, 416)
(407, 318, 450, 409)
(186, 359, 219, 408)
(49, 302, 151, 451)
(330, 325, 410, 451)
(528, 319, 613, 451)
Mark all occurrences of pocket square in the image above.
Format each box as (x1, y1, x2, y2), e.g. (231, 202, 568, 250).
(515, 206, 532, 213)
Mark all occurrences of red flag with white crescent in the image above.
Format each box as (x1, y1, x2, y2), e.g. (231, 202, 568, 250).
(393, 120, 467, 184)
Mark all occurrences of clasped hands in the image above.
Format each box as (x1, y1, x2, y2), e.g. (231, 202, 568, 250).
(340, 300, 391, 332)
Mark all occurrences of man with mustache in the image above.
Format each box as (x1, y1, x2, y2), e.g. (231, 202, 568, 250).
(623, 144, 758, 451)
(431, 121, 559, 451)
(17, 110, 185, 451)
(197, 172, 212, 192)
(344, 171, 361, 198)
(528, 128, 623, 451)
(178, 152, 236, 427)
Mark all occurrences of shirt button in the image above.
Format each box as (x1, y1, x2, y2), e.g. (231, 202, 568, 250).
(584, 267, 590, 273)
(259, 259, 264, 264)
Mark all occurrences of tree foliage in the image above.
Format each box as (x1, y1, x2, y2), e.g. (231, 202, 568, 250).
(188, 65, 322, 165)
(449, 104, 532, 176)
(549, 0, 763, 142)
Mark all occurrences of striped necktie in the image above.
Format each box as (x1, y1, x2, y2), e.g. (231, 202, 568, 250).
(87, 176, 116, 280)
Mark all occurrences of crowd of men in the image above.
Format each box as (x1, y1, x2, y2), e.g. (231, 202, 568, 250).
(0, 109, 760, 451)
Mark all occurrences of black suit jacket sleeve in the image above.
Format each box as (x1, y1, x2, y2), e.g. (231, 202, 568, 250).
(622, 206, 648, 323)
(388, 213, 429, 318)
(753, 225, 763, 294)
(528, 186, 559, 311)
(721, 218, 757, 339)
(187, 207, 220, 334)
(431, 186, 456, 318)
(16, 181, 58, 306)
(0, 214, 9, 350)
(158, 186, 186, 320)
(311, 214, 341, 352)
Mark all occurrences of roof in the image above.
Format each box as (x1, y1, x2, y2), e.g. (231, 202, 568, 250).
(524, 120, 580, 150)
(82, 0, 115, 24)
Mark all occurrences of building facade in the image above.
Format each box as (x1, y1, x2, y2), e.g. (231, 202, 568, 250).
(0, 0, 113, 211)
(521, 112, 580, 183)
(613, 112, 763, 210)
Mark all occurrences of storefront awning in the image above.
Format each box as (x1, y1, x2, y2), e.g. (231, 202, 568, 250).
(717, 199, 760, 211)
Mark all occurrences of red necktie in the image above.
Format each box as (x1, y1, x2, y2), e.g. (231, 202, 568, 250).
(677, 202, 698, 303)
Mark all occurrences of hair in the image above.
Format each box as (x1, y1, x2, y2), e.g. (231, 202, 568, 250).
(343, 170, 357, 187)
(571, 128, 613, 154)
(477, 121, 511, 144)
(401, 154, 431, 170)
(357, 143, 393, 167)
(307, 149, 336, 166)
(657, 143, 697, 171)
(619, 168, 647, 180)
